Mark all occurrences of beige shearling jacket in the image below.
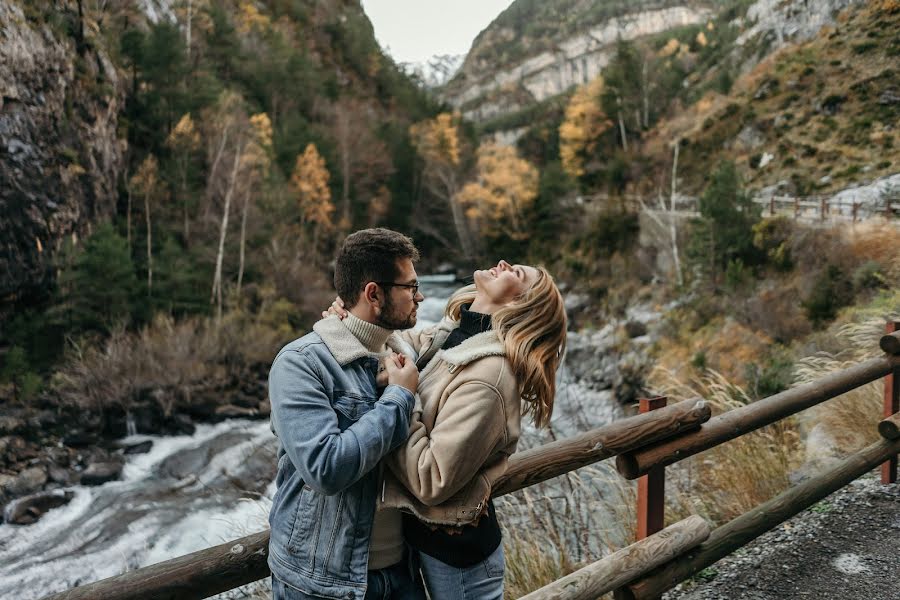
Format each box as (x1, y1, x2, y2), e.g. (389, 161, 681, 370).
(380, 318, 522, 526)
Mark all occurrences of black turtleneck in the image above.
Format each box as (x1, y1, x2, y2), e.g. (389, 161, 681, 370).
(403, 305, 503, 568)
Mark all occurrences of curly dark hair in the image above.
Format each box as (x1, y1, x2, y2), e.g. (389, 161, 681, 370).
(334, 228, 420, 308)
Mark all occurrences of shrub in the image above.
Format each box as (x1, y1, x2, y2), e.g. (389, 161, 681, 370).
(852, 260, 887, 292)
(752, 216, 794, 271)
(802, 265, 854, 326)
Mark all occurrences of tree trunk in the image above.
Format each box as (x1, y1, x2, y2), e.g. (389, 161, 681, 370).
(617, 99, 628, 152)
(144, 191, 152, 296)
(237, 191, 249, 293)
(211, 143, 242, 322)
(186, 0, 192, 60)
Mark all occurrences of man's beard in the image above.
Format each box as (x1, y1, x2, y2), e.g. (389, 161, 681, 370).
(376, 295, 417, 330)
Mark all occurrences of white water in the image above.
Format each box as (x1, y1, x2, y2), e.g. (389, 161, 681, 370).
(0, 278, 627, 597)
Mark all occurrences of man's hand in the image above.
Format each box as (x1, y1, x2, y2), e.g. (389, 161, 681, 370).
(321, 296, 348, 319)
(385, 352, 418, 394)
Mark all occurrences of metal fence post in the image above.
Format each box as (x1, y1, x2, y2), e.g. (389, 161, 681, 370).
(637, 396, 667, 539)
(882, 322, 900, 484)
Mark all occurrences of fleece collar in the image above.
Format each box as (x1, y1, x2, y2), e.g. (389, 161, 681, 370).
(313, 316, 414, 366)
(440, 329, 505, 367)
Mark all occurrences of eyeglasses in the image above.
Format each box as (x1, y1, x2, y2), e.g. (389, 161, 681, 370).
(375, 281, 420, 295)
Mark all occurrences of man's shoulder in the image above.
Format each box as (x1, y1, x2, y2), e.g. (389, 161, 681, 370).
(273, 331, 328, 365)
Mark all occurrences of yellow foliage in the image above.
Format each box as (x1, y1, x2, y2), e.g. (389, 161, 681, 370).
(242, 112, 273, 176)
(166, 113, 201, 151)
(130, 154, 159, 195)
(559, 76, 611, 179)
(237, 1, 271, 34)
(409, 112, 461, 168)
(696, 31, 708, 47)
(291, 143, 333, 227)
(657, 38, 680, 58)
(455, 142, 538, 239)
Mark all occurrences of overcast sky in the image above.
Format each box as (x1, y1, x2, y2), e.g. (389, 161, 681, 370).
(360, 0, 515, 65)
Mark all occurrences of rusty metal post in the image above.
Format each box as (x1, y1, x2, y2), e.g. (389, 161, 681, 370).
(820, 196, 827, 220)
(769, 196, 775, 216)
(794, 196, 800, 219)
(637, 397, 667, 539)
(852, 201, 858, 223)
(882, 322, 900, 484)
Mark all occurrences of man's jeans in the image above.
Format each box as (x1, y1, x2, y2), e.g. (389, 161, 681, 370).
(418, 544, 504, 600)
(271, 561, 424, 600)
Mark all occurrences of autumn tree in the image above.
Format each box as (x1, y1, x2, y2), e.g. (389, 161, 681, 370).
(559, 75, 611, 180)
(130, 155, 161, 296)
(456, 143, 538, 241)
(236, 112, 273, 292)
(291, 143, 334, 256)
(409, 112, 474, 259)
(165, 113, 201, 243)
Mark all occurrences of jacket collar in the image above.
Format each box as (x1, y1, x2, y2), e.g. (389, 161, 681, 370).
(313, 316, 413, 366)
(440, 329, 505, 367)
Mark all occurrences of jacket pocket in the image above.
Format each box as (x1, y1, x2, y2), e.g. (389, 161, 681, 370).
(287, 483, 325, 568)
(332, 391, 377, 429)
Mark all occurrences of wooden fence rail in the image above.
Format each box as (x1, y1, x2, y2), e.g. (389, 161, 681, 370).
(42, 400, 712, 600)
(621, 436, 900, 600)
(616, 353, 900, 480)
(520, 516, 710, 600)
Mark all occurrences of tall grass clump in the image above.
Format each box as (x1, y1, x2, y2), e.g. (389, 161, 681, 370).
(499, 462, 636, 599)
(794, 307, 900, 469)
(648, 367, 802, 525)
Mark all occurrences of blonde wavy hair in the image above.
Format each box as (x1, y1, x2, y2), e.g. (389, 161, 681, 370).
(444, 267, 567, 427)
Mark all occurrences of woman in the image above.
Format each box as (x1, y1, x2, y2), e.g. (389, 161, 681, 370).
(330, 259, 567, 599)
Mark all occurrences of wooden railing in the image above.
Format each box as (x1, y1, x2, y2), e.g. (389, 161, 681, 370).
(42, 326, 900, 600)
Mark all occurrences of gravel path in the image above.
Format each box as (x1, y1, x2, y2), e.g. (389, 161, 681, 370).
(664, 473, 900, 600)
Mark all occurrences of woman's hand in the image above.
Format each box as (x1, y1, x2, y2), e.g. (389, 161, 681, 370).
(321, 296, 348, 319)
(385, 352, 418, 394)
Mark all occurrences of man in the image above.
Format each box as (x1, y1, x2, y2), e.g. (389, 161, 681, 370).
(268, 228, 426, 600)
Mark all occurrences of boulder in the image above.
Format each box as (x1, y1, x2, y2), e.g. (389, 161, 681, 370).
(166, 413, 195, 436)
(3, 490, 75, 525)
(121, 440, 153, 455)
(0, 416, 26, 435)
(47, 465, 71, 485)
(79, 460, 123, 486)
(7, 466, 47, 497)
(63, 430, 97, 448)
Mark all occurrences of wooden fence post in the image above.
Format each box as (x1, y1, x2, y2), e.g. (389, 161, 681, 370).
(794, 196, 800, 219)
(769, 196, 775, 216)
(882, 321, 900, 484)
(820, 196, 827, 221)
(637, 397, 667, 539)
(852, 201, 859, 223)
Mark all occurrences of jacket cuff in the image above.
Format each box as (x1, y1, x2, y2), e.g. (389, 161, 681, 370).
(381, 383, 415, 413)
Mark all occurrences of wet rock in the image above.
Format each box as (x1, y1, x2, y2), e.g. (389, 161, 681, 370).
(0, 416, 26, 435)
(63, 430, 97, 448)
(214, 404, 258, 419)
(166, 413, 195, 436)
(79, 460, 123, 486)
(6, 466, 48, 496)
(230, 392, 260, 409)
(121, 440, 153, 455)
(47, 464, 71, 484)
(156, 431, 248, 480)
(258, 399, 271, 418)
(624, 320, 648, 338)
(3, 490, 75, 525)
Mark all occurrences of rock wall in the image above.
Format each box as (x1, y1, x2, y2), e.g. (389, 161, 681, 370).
(444, 5, 711, 124)
(0, 3, 125, 303)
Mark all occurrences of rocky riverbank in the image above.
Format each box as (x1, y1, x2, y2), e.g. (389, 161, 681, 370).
(0, 363, 270, 525)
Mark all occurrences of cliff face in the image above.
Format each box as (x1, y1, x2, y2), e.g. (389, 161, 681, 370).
(443, 4, 712, 124)
(0, 2, 125, 303)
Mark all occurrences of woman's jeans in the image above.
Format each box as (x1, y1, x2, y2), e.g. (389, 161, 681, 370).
(417, 544, 504, 600)
(272, 560, 424, 600)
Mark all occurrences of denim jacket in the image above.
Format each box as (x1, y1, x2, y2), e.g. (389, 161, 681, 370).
(267, 316, 416, 599)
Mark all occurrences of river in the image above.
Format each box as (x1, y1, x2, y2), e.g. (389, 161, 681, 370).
(0, 276, 627, 598)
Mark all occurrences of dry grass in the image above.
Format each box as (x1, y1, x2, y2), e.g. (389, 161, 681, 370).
(499, 462, 636, 598)
(53, 309, 293, 414)
(647, 368, 802, 525)
(794, 313, 900, 470)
